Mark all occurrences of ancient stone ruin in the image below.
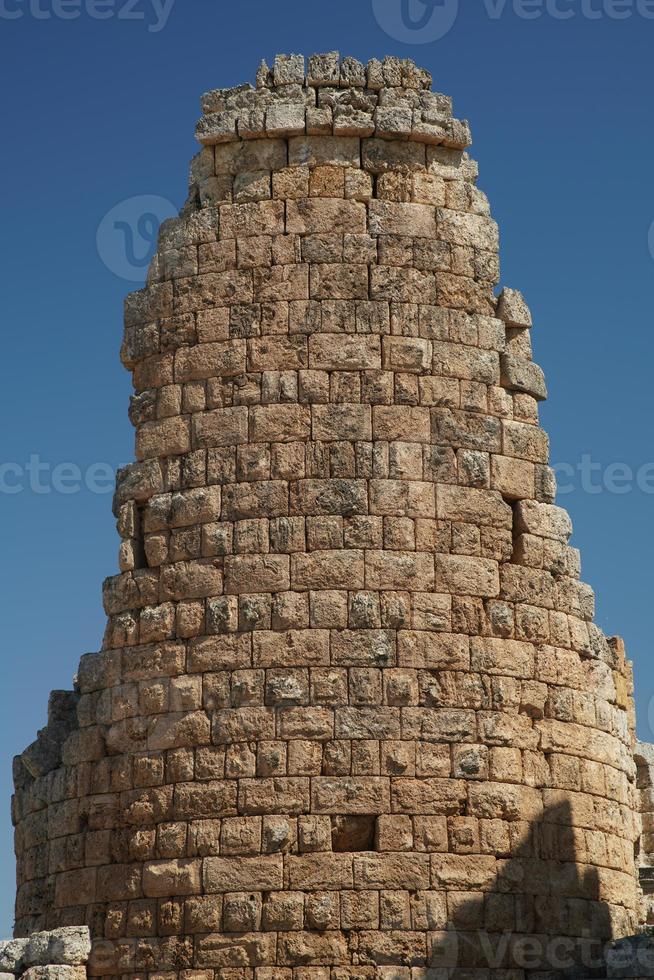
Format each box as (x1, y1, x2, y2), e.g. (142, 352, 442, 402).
(10, 52, 654, 978)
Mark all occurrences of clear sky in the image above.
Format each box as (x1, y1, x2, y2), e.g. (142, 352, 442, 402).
(1, 0, 654, 937)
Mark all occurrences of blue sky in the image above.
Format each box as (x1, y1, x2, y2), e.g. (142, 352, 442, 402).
(1, 0, 654, 937)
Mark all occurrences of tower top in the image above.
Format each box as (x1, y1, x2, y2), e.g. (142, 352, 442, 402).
(196, 52, 471, 150)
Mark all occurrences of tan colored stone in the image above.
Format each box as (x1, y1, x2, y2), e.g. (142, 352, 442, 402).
(14, 54, 643, 979)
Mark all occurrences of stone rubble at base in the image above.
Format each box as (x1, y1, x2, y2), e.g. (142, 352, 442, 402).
(0, 928, 90, 980)
(8, 52, 654, 979)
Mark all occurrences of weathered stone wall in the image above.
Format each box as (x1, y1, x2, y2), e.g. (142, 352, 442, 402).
(635, 742, 654, 927)
(0, 928, 90, 980)
(11, 53, 643, 977)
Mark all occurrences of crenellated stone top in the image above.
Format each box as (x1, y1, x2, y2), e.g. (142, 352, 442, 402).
(196, 52, 471, 150)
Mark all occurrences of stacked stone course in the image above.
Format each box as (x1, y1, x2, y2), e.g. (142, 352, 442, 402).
(11, 53, 646, 977)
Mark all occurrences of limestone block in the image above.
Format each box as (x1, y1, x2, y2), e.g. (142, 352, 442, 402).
(286, 854, 352, 892)
(174, 780, 236, 819)
(309, 334, 381, 370)
(273, 54, 305, 85)
(335, 707, 401, 740)
(238, 778, 311, 815)
(514, 499, 573, 542)
(307, 105, 333, 135)
(195, 931, 277, 968)
(253, 630, 330, 667)
(196, 109, 239, 144)
(278, 707, 334, 740)
(278, 931, 350, 967)
(366, 552, 434, 592)
(265, 103, 306, 137)
(490, 454, 535, 500)
(431, 408, 502, 452)
(501, 419, 549, 463)
(169, 486, 221, 527)
(136, 416, 191, 460)
(250, 405, 311, 443)
(333, 106, 375, 137)
(311, 777, 390, 814)
(291, 550, 364, 590)
(369, 201, 436, 239)
(113, 459, 164, 511)
(175, 270, 254, 310)
(331, 630, 395, 667)
(431, 854, 497, 890)
(307, 52, 340, 87)
(22, 970, 86, 980)
(398, 632, 469, 670)
(220, 201, 285, 239)
(287, 198, 366, 234)
(124, 281, 174, 327)
(382, 336, 432, 373)
(142, 858, 201, 897)
(353, 854, 429, 890)
(437, 208, 499, 251)
(159, 560, 222, 601)
(497, 287, 533, 328)
(222, 481, 288, 520)
(289, 135, 360, 168)
(373, 106, 413, 140)
(369, 481, 435, 518)
(370, 266, 436, 304)
(432, 340, 499, 384)
(312, 404, 372, 441)
(437, 485, 512, 529)
(147, 709, 211, 751)
(175, 339, 246, 381)
(213, 138, 287, 175)
(412, 110, 449, 145)
(434, 554, 499, 597)
(311, 263, 369, 300)
(500, 353, 547, 400)
(0, 939, 28, 972)
(373, 406, 431, 442)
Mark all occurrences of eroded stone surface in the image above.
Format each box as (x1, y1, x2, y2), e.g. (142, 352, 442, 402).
(0, 929, 90, 979)
(10, 53, 648, 980)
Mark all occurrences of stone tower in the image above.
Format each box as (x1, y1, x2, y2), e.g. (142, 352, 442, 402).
(12, 53, 644, 978)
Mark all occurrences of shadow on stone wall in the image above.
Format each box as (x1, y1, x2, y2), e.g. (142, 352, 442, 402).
(425, 797, 628, 979)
